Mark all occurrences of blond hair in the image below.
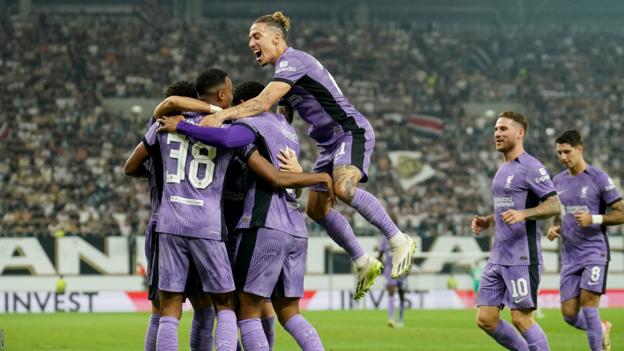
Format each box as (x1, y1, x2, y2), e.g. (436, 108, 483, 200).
(254, 11, 291, 38)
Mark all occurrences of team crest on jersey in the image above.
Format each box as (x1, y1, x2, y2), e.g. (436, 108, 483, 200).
(606, 178, 616, 191)
(505, 175, 515, 189)
(581, 186, 588, 199)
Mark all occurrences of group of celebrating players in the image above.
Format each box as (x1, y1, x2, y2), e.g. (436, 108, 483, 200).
(125, 11, 415, 351)
(122, 10, 619, 351)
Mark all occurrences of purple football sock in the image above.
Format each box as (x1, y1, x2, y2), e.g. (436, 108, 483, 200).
(144, 313, 160, 351)
(156, 316, 179, 351)
(486, 320, 529, 351)
(190, 308, 215, 351)
(350, 188, 400, 239)
(318, 209, 365, 261)
(215, 310, 237, 351)
(581, 307, 602, 351)
(284, 314, 324, 351)
(239, 318, 269, 351)
(261, 316, 275, 349)
(564, 312, 587, 330)
(388, 294, 395, 320)
(522, 323, 550, 351)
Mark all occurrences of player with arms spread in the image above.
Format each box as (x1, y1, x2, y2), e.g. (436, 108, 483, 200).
(471, 112, 560, 351)
(547, 130, 622, 351)
(155, 11, 415, 300)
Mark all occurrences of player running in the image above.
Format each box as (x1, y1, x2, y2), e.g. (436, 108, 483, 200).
(547, 130, 622, 351)
(472, 112, 560, 351)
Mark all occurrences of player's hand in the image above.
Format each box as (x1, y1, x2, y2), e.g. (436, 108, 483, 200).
(277, 147, 303, 173)
(500, 209, 526, 225)
(199, 115, 222, 127)
(574, 211, 593, 227)
(546, 225, 561, 241)
(157, 115, 184, 133)
(321, 173, 335, 206)
(471, 215, 491, 235)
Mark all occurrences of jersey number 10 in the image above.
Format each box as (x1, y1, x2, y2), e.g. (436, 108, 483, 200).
(166, 134, 216, 189)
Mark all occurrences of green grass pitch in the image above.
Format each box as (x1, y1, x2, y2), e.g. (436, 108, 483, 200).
(1, 309, 622, 350)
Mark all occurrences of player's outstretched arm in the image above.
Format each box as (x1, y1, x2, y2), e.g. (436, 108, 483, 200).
(199, 81, 292, 126)
(246, 150, 334, 203)
(124, 142, 150, 177)
(153, 96, 221, 119)
(277, 147, 304, 198)
(157, 116, 255, 149)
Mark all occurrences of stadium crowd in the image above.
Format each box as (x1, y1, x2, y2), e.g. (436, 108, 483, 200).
(2, 13, 624, 237)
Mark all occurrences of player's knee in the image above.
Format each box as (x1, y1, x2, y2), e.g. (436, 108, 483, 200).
(510, 314, 533, 331)
(333, 179, 356, 203)
(305, 201, 330, 223)
(476, 314, 497, 332)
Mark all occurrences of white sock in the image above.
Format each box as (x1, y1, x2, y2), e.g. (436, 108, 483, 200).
(389, 232, 407, 248)
(354, 254, 370, 269)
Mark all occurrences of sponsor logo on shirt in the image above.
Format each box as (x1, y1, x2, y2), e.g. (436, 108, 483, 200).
(534, 168, 551, 183)
(276, 61, 297, 74)
(279, 125, 299, 144)
(494, 197, 515, 208)
(505, 175, 515, 189)
(564, 205, 589, 215)
(581, 186, 588, 199)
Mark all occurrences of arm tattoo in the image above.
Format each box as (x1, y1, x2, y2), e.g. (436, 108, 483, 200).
(523, 195, 561, 220)
(603, 200, 624, 225)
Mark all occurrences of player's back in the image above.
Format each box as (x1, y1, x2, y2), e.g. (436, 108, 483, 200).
(149, 113, 233, 240)
(275, 47, 371, 146)
(554, 165, 620, 264)
(490, 152, 556, 266)
(234, 112, 307, 237)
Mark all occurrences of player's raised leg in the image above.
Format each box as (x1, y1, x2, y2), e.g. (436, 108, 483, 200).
(333, 164, 416, 278)
(306, 190, 382, 300)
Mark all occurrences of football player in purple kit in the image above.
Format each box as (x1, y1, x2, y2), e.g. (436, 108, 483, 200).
(141, 72, 241, 351)
(159, 80, 329, 351)
(154, 11, 416, 300)
(546, 130, 623, 351)
(377, 237, 408, 328)
(124, 80, 220, 351)
(471, 112, 561, 351)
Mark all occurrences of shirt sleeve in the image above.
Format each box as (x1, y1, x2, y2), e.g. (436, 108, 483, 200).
(272, 54, 307, 85)
(141, 122, 159, 148)
(175, 122, 256, 149)
(596, 172, 622, 206)
(525, 164, 557, 201)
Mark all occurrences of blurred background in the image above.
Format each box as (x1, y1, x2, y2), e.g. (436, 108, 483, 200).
(1, 0, 624, 310)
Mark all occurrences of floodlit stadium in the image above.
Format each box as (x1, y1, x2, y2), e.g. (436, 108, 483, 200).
(1, 0, 624, 350)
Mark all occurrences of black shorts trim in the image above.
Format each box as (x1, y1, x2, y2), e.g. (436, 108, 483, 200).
(147, 231, 160, 301)
(234, 228, 258, 291)
(529, 265, 540, 308)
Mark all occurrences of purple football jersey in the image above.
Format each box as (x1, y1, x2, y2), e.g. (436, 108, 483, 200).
(233, 112, 307, 237)
(141, 124, 165, 223)
(143, 114, 234, 240)
(553, 165, 621, 264)
(273, 47, 373, 147)
(490, 152, 557, 266)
